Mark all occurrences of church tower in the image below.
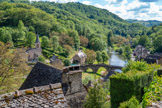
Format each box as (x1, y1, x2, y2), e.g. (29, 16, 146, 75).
(35, 34, 41, 49)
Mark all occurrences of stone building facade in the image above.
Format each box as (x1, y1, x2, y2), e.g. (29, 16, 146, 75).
(133, 45, 149, 60)
(26, 34, 42, 62)
(62, 70, 86, 108)
(72, 50, 86, 65)
(50, 55, 64, 69)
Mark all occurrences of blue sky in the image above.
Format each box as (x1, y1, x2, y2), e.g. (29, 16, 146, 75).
(30, 0, 162, 21)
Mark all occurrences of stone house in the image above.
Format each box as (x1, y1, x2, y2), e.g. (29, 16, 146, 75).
(133, 45, 149, 60)
(72, 50, 86, 65)
(19, 62, 87, 108)
(50, 55, 64, 69)
(143, 53, 162, 65)
(0, 83, 69, 108)
(26, 34, 42, 62)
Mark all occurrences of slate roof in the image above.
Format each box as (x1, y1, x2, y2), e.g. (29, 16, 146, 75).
(0, 83, 69, 108)
(19, 62, 63, 90)
(50, 55, 58, 61)
(36, 34, 40, 43)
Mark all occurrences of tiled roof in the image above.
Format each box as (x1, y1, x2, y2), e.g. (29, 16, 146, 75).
(0, 83, 69, 108)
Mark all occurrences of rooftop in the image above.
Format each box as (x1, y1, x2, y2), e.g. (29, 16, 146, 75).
(74, 50, 86, 58)
(0, 83, 69, 108)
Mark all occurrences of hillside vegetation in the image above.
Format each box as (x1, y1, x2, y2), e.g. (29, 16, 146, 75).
(127, 19, 162, 27)
(0, 0, 147, 37)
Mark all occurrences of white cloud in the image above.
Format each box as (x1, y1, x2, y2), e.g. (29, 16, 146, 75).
(95, 0, 162, 21)
(82, 1, 91, 5)
(29, 0, 162, 21)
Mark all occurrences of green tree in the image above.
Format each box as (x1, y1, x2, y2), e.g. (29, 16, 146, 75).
(85, 49, 96, 64)
(138, 35, 150, 48)
(80, 36, 89, 47)
(25, 32, 35, 47)
(107, 31, 113, 47)
(0, 42, 29, 94)
(84, 82, 109, 108)
(68, 30, 80, 50)
(12, 20, 26, 45)
(64, 59, 71, 66)
(18, 20, 25, 31)
(102, 51, 109, 64)
(90, 37, 106, 51)
(0, 27, 12, 43)
(123, 45, 132, 61)
(51, 36, 59, 52)
(153, 35, 162, 52)
(41, 36, 49, 48)
(38, 55, 46, 63)
(96, 51, 103, 63)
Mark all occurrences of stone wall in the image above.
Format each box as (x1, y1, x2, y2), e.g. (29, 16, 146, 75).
(62, 71, 86, 108)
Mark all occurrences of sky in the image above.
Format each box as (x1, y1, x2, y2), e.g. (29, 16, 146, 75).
(30, 0, 162, 21)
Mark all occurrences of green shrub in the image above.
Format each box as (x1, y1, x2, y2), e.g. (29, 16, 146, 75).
(64, 59, 71, 66)
(110, 61, 156, 108)
(38, 56, 46, 63)
(82, 76, 94, 85)
(84, 82, 110, 108)
(142, 75, 162, 108)
(122, 61, 149, 73)
(119, 96, 140, 108)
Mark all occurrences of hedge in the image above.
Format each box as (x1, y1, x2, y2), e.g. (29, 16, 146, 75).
(110, 61, 155, 108)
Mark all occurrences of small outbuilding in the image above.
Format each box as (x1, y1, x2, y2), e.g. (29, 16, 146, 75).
(50, 55, 64, 69)
(72, 50, 87, 65)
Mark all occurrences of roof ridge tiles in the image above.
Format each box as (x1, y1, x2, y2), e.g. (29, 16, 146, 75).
(0, 83, 62, 101)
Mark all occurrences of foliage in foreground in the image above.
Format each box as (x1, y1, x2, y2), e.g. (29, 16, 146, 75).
(110, 61, 158, 108)
(0, 42, 30, 94)
(84, 81, 110, 108)
(119, 96, 140, 108)
(142, 75, 162, 107)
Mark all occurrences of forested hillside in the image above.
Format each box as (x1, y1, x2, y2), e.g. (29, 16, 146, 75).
(0, 0, 152, 60)
(0, 0, 147, 37)
(127, 19, 162, 27)
(147, 24, 162, 52)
